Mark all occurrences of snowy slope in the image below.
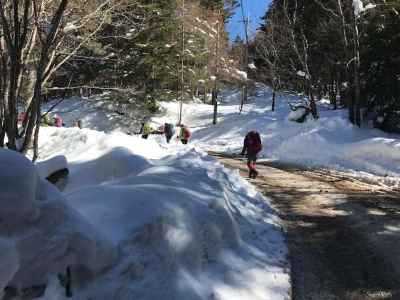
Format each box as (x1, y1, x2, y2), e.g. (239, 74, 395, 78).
(22, 127, 290, 300)
(153, 85, 400, 186)
(41, 93, 147, 134)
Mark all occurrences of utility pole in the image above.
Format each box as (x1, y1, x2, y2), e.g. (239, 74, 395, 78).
(212, 14, 220, 125)
(352, 12, 361, 127)
(239, 0, 249, 113)
(178, 0, 185, 125)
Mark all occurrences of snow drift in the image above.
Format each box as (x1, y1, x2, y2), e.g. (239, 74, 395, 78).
(31, 127, 290, 299)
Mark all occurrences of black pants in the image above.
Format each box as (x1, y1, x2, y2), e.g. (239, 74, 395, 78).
(142, 134, 149, 139)
(166, 135, 172, 143)
(181, 139, 188, 144)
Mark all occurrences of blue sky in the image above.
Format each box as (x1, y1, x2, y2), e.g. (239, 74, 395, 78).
(228, 0, 271, 41)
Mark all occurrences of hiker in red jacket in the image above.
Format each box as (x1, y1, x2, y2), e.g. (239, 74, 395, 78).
(178, 124, 191, 144)
(241, 131, 262, 179)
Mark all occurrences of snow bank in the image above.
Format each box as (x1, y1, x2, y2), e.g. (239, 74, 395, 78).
(32, 128, 290, 299)
(36, 155, 68, 179)
(0, 149, 39, 227)
(0, 149, 116, 295)
(37, 127, 166, 163)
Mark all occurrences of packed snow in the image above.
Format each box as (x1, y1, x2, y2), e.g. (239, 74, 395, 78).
(0, 125, 290, 299)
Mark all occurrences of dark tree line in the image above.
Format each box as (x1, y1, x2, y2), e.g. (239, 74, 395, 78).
(252, 0, 400, 132)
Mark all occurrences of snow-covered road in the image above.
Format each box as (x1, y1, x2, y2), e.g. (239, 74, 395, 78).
(153, 85, 400, 186)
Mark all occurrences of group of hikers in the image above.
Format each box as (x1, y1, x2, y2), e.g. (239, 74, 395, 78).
(139, 120, 262, 179)
(18, 111, 83, 129)
(42, 114, 64, 127)
(18, 111, 65, 127)
(20, 111, 262, 180)
(138, 121, 191, 145)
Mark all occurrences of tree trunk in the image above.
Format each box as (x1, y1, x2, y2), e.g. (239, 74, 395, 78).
(271, 90, 276, 112)
(307, 84, 318, 119)
(212, 89, 218, 125)
(353, 15, 361, 127)
(239, 85, 246, 113)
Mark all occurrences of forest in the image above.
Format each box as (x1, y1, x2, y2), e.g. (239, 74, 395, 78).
(250, 0, 400, 131)
(1, 0, 399, 156)
(0, 0, 241, 158)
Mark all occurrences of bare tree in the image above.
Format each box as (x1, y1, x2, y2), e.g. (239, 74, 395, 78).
(0, 0, 148, 159)
(254, 9, 282, 112)
(282, 0, 318, 118)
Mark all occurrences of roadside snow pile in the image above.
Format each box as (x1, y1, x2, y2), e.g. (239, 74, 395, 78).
(0, 149, 116, 299)
(36, 155, 68, 179)
(32, 127, 290, 299)
(153, 84, 400, 185)
(37, 127, 167, 163)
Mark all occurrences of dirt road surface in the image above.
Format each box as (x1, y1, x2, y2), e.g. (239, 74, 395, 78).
(210, 152, 400, 300)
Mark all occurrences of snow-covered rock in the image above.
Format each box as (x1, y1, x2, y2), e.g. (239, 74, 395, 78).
(288, 107, 308, 122)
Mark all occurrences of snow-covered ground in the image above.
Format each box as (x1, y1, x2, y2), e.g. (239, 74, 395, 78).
(7, 82, 397, 297)
(153, 85, 400, 186)
(0, 126, 290, 299)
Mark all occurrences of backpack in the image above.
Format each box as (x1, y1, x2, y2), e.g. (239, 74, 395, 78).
(183, 127, 191, 140)
(143, 123, 152, 135)
(165, 123, 174, 136)
(247, 131, 262, 153)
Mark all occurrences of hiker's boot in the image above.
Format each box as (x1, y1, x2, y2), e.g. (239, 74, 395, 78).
(252, 170, 258, 179)
(249, 170, 254, 178)
(249, 169, 258, 179)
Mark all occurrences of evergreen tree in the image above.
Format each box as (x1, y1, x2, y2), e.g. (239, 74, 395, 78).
(253, 0, 400, 131)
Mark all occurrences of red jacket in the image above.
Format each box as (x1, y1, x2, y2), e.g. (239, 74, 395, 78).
(242, 131, 262, 155)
